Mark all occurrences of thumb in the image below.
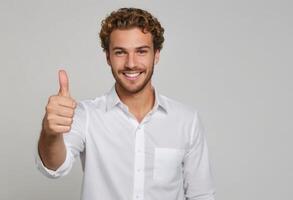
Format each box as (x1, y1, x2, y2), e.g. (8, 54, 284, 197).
(58, 70, 70, 97)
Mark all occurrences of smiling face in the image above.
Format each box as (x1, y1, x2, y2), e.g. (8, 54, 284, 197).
(106, 28, 160, 95)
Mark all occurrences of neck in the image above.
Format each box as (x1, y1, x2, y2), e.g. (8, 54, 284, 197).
(115, 82, 155, 122)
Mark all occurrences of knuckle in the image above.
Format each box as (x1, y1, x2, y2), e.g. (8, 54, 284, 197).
(48, 95, 56, 102)
(64, 118, 71, 125)
(63, 126, 71, 132)
(69, 109, 75, 117)
(68, 97, 76, 106)
(72, 100, 77, 108)
(47, 96, 59, 107)
(45, 105, 52, 113)
(48, 124, 55, 131)
(67, 126, 72, 132)
(46, 114, 53, 121)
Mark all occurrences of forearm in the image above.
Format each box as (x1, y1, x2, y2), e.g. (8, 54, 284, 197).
(38, 129, 66, 171)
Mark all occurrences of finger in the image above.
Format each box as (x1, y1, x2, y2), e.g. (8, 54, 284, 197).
(57, 97, 76, 108)
(48, 95, 76, 108)
(51, 125, 71, 134)
(56, 107, 75, 118)
(48, 115, 73, 126)
(58, 70, 70, 97)
(46, 105, 75, 118)
(50, 106, 74, 118)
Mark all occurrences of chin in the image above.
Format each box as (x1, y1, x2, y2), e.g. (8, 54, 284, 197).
(117, 79, 151, 94)
(121, 84, 146, 94)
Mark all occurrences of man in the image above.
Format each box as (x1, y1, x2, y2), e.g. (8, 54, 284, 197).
(36, 7, 215, 200)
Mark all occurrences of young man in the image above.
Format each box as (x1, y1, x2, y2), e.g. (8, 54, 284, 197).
(36, 8, 215, 200)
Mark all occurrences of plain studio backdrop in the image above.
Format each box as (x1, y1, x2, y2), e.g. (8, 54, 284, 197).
(0, 0, 292, 200)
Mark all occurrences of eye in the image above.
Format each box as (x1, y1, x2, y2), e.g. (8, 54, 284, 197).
(137, 49, 148, 55)
(114, 50, 126, 56)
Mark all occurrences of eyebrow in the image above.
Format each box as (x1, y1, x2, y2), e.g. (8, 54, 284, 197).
(112, 45, 151, 51)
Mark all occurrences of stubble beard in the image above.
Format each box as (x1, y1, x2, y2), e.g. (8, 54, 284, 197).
(111, 62, 155, 95)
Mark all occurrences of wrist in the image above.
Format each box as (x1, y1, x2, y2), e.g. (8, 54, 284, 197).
(41, 128, 63, 142)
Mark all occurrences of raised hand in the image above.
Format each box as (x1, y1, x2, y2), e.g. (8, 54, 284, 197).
(42, 70, 77, 136)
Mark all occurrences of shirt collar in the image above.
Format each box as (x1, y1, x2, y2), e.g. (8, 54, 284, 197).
(105, 85, 168, 113)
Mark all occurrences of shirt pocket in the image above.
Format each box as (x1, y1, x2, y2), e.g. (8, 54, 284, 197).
(153, 148, 185, 183)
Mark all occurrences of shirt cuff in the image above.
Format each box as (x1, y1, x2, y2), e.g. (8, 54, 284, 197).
(35, 142, 73, 179)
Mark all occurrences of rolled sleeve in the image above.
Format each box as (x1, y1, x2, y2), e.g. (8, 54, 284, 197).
(183, 112, 215, 200)
(35, 145, 74, 178)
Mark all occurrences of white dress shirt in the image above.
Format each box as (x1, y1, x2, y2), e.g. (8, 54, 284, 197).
(36, 86, 215, 200)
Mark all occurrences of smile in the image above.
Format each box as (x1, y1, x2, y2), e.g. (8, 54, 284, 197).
(123, 72, 143, 80)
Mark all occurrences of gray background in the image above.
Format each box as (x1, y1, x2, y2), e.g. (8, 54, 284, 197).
(0, 0, 292, 199)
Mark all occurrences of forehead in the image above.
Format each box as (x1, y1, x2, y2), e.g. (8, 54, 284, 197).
(109, 28, 153, 49)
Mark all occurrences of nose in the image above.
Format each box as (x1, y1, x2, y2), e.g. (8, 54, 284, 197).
(126, 52, 136, 69)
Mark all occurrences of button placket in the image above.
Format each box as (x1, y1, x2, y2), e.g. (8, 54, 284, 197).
(132, 125, 145, 200)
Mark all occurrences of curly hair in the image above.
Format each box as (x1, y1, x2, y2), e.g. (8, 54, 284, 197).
(99, 8, 165, 52)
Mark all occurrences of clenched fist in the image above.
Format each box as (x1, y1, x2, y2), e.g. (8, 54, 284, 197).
(42, 70, 77, 136)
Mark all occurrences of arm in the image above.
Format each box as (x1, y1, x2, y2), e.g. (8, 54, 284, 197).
(38, 128, 66, 170)
(183, 112, 215, 200)
(37, 70, 76, 171)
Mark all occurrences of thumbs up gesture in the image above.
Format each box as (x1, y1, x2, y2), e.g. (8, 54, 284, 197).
(42, 70, 77, 136)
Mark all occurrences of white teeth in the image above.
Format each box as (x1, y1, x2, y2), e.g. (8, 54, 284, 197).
(124, 72, 140, 78)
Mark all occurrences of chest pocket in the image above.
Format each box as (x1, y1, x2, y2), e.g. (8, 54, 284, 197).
(153, 148, 185, 183)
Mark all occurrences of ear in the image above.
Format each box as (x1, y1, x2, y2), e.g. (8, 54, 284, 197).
(106, 50, 111, 66)
(154, 50, 160, 65)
